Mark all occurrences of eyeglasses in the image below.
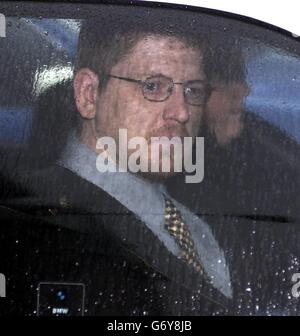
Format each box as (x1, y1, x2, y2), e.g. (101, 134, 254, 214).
(108, 74, 212, 106)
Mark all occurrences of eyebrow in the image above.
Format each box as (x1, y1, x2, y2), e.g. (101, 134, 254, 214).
(134, 73, 207, 82)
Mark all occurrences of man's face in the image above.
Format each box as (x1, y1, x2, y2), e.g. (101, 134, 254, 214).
(206, 82, 250, 145)
(77, 35, 205, 175)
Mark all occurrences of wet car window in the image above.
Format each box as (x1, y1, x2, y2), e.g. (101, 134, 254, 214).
(0, 1, 299, 316)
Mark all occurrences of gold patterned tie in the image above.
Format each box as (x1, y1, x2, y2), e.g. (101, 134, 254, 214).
(164, 196, 203, 274)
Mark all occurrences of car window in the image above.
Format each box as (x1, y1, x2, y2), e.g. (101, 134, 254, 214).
(0, 1, 299, 316)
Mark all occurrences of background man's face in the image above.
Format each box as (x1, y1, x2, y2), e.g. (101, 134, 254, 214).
(94, 35, 205, 174)
(205, 82, 250, 145)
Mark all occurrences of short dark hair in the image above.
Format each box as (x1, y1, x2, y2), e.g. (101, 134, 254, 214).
(75, 7, 214, 88)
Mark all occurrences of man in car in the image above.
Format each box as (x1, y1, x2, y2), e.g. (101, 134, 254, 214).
(0, 11, 232, 315)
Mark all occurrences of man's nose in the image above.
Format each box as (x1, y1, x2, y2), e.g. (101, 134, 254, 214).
(162, 85, 190, 124)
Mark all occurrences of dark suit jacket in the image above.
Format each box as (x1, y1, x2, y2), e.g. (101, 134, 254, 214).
(0, 164, 231, 316)
(165, 112, 300, 315)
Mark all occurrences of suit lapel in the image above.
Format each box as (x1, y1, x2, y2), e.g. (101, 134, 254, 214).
(24, 164, 231, 309)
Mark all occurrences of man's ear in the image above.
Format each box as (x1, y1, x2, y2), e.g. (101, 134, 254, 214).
(74, 68, 100, 119)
